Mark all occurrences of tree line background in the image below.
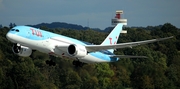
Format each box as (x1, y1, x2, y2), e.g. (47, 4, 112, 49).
(0, 23, 180, 89)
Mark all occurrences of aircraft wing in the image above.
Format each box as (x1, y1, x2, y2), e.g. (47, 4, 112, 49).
(109, 55, 148, 58)
(85, 36, 173, 52)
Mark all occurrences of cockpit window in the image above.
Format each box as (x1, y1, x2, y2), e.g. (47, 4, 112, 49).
(11, 29, 19, 32)
(11, 29, 15, 31)
(15, 29, 19, 32)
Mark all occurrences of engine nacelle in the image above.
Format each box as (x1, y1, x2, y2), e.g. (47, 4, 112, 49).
(12, 43, 32, 57)
(68, 44, 87, 58)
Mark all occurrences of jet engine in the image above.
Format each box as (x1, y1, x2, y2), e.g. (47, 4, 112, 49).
(12, 43, 32, 57)
(68, 44, 87, 58)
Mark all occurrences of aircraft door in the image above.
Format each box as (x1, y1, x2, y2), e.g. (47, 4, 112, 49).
(27, 30, 31, 38)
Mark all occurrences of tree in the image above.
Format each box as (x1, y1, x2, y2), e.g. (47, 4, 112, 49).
(0, 24, 2, 28)
(0, 23, 180, 89)
(95, 63, 114, 88)
(9, 23, 16, 28)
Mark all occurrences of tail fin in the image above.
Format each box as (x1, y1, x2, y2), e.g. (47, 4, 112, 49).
(101, 23, 123, 53)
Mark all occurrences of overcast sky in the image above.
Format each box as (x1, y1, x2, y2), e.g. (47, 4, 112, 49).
(0, 0, 179, 29)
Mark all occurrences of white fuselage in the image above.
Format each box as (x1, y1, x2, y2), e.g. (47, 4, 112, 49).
(6, 32, 111, 63)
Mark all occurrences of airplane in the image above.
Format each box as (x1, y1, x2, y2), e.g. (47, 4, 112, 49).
(6, 23, 173, 67)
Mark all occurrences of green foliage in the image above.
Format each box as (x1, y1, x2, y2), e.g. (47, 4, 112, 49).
(0, 23, 180, 89)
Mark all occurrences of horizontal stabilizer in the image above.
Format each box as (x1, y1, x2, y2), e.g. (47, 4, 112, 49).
(109, 55, 148, 58)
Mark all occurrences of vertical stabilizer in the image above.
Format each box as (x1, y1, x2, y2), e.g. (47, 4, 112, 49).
(101, 23, 123, 53)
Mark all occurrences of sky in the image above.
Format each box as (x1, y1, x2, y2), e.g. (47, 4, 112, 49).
(0, 0, 180, 29)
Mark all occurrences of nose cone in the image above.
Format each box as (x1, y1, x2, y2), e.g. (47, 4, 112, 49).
(6, 32, 10, 40)
(6, 32, 14, 42)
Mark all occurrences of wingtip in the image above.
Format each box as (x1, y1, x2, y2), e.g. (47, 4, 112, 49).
(159, 36, 174, 41)
(170, 36, 174, 38)
(166, 36, 174, 40)
(142, 56, 148, 58)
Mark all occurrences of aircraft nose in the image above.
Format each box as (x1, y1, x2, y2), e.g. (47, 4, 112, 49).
(6, 32, 10, 39)
(6, 32, 14, 42)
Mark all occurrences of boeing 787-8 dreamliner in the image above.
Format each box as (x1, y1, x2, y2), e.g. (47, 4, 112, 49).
(6, 23, 173, 67)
